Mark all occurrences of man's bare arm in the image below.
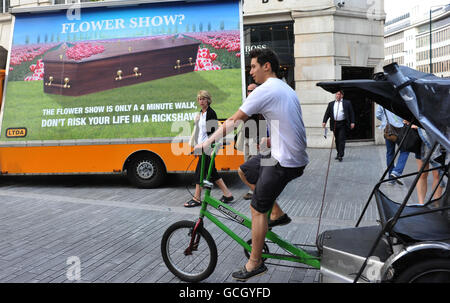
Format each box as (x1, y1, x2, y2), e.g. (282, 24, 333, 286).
(201, 109, 249, 148)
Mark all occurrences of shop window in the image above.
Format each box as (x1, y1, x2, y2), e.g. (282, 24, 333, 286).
(244, 22, 294, 89)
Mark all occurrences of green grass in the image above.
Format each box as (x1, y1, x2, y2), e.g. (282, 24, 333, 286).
(1, 69, 243, 141)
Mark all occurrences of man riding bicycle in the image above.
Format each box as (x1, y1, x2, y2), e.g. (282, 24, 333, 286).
(195, 48, 309, 281)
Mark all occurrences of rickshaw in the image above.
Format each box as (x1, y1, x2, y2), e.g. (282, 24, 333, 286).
(316, 63, 449, 282)
(161, 63, 449, 283)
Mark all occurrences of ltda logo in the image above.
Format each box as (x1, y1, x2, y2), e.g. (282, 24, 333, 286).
(6, 128, 27, 138)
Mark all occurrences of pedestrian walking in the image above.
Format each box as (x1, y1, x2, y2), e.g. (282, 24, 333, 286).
(375, 105, 410, 185)
(185, 90, 234, 207)
(322, 90, 355, 161)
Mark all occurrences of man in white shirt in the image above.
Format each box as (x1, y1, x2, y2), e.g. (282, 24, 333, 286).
(322, 91, 355, 161)
(195, 48, 308, 281)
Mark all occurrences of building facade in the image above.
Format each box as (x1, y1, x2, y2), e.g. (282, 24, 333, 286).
(243, 0, 386, 147)
(0, 0, 386, 147)
(384, 4, 450, 77)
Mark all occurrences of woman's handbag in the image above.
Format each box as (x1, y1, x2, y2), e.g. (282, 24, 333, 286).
(383, 109, 401, 143)
(398, 126, 422, 154)
(384, 123, 402, 142)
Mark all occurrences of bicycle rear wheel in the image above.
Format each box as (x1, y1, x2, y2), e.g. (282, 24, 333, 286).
(161, 220, 218, 282)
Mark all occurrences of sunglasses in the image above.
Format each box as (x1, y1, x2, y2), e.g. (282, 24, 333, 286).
(247, 90, 253, 93)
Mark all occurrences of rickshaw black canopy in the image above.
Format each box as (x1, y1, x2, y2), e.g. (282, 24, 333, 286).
(375, 189, 450, 242)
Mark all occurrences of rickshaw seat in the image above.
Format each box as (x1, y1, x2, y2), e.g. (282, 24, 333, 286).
(374, 189, 450, 242)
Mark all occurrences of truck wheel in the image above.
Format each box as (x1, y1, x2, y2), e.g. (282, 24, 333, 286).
(127, 154, 166, 188)
(395, 259, 450, 283)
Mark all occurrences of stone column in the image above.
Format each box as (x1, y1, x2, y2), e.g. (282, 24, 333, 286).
(0, 15, 12, 50)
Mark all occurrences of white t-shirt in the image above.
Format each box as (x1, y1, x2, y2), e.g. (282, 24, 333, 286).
(197, 111, 208, 144)
(240, 78, 309, 168)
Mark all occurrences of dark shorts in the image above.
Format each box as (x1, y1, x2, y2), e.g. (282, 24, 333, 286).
(240, 154, 305, 214)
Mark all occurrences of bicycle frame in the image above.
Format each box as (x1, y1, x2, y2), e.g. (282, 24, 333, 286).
(191, 144, 320, 269)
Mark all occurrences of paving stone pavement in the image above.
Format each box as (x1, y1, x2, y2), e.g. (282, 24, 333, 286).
(0, 145, 432, 283)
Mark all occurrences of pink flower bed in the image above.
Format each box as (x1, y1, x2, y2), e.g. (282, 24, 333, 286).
(66, 42, 105, 61)
(10, 44, 57, 81)
(11, 42, 107, 81)
(10, 44, 58, 67)
(187, 31, 241, 71)
(24, 59, 44, 81)
(195, 47, 221, 71)
(184, 31, 240, 54)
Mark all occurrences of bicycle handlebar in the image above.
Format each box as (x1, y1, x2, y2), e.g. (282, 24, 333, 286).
(191, 140, 230, 155)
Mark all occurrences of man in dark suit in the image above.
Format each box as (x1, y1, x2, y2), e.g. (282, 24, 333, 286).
(322, 90, 355, 161)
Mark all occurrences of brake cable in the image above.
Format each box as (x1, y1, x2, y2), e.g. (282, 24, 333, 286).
(315, 114, 337, 244)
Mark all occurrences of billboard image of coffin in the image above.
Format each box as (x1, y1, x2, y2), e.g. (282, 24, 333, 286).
(2, 0, 243, 141)
(43, 37, 201, 97)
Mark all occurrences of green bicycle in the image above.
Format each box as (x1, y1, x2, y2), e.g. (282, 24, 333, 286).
(161, 143, 320, 282)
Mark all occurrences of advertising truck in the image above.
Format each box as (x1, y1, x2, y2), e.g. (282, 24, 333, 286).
(0, 0, 245, 188)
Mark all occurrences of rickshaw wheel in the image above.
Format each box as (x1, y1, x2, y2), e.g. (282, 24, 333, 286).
(395, 259, 450, 283)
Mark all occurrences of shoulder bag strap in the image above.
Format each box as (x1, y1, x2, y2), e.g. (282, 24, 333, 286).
(382, 108, 391, 125)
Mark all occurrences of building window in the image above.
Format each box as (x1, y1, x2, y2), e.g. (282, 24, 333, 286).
(384, 42, 404, 56)
(0, 0, 10, 13)
(384, 31, 404, 44)
(53, 0, 105, 4)
(244, 22, 294, 88)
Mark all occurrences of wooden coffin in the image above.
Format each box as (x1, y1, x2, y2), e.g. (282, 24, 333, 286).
(43, 37, 200, 96)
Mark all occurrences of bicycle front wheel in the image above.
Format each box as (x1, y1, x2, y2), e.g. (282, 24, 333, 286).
(161, 220, 218, 282)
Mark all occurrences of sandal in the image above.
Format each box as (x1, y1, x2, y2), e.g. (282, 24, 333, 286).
(184, 199, 201, 208)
